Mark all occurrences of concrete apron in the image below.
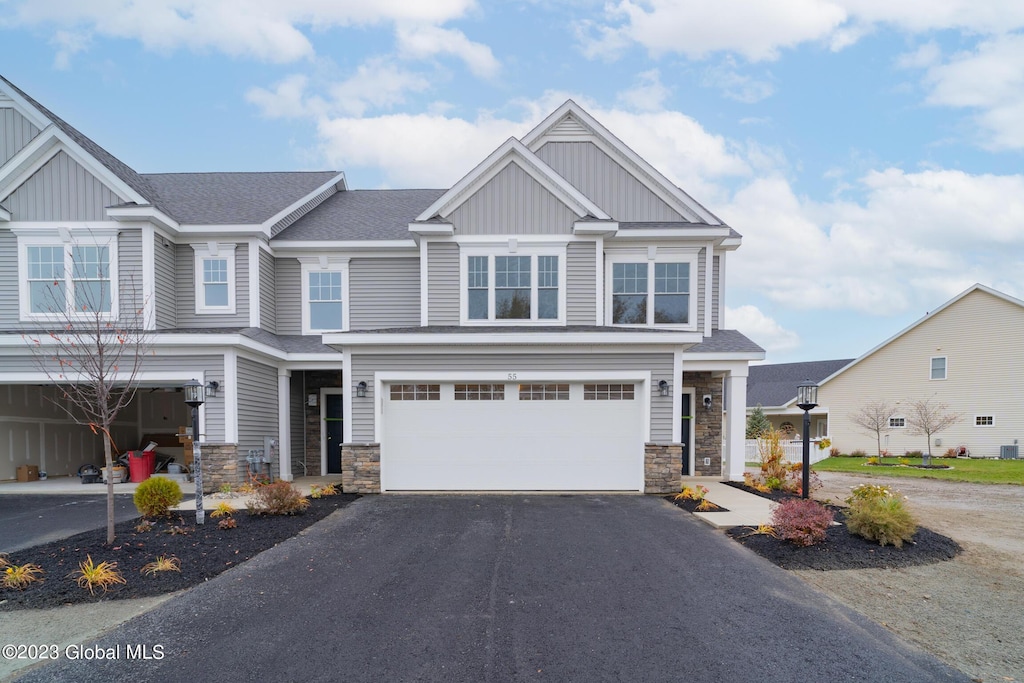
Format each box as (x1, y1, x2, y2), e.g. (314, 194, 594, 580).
(679, 477, 776, 528)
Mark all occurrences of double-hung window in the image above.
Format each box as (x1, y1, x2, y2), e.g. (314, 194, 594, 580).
(18, 230, 118, 320)
(608, 254, 696, 327)
(192, 243, 236, 314)
(462, 246, 565, 324)
(300, 257, 349, 333)
(930, 356, 947, 380)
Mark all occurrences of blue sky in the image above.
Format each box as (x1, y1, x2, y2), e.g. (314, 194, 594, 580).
(3, 0, 1023, 364)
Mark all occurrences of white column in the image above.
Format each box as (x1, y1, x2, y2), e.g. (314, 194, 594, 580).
(725, 371, 748, 481)
(278, 369, 292, 481)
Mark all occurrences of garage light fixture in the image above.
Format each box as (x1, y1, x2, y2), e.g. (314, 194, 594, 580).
(356, 381, 368, 398)
(658, 379, 670, 397)
(205, 380, 219, 398)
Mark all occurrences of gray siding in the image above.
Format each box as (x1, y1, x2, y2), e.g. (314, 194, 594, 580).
(1, 107, 40, 166)
(448, 163, 577, 235)
(566, 241, 596, 325)
(0, 230, 17, 325)
(3, 151, 124, 221)
(350, 352, 674, 443)
(275, 257, 301, 334)
(350, 258, 420, 330)
(237, 357, 279, 457)
(712, 255, 720, 329)
(536, 141, 685, 222)
(153, 233, 176, 328)
(697, 248, 706, 331)
(117, 229, 143, 322)
(259, 248, 276, 334)
(174, 242, 249, 327)
(427, 242, 459, 325)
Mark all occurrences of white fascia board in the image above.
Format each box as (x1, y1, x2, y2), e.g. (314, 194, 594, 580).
(321, 331, 703, 347)
(573, 220, 618, 235)
(608, 228, 732, 241)
(0, 206, 9, 222)
(106, 205, 180, 233)
(720, 237, 742, 250)
(681, 354, 765, 369)
(415, 137, 609, 222)
(408, 222, 454, 236)
(261, 172, 346, 234)
(271, 239, 418, 251)
(281, 355, 346, 367)
(175, 224, 267, 236)
(0, 370, 212, 384)
(0, 127, 60, 199)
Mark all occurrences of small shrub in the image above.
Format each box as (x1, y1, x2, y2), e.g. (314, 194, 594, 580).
(904, 450, 924, 459)
(134, 519, 154, 533)
(218, 517, 238, 530)
(899, 458, 911, 466)
(845, 485, 917, 547)
(866, 456, 879, 465)
(674, 485, 708, 501)
(141, 556, 181, 576)
(829, 447, 841, 457)
(133, 476, 183, 517)
(71, 556, 126, 595)
(4, 562, 44, 590)
(943, 447, 958, 458)
(310, 484, 322, 499)
(753, 524, 777, 537)
(321, 483, 338, 496)
(770, 498, 834, 547)
(764, 476, 783, 491)
(219, 483, 233, 495)
(210, 502, 235, 518)
(0, 553, 9, 569)
(850, 449, 867, 457)
(246, 481, 310, 516)
(166, 525, 190, 536)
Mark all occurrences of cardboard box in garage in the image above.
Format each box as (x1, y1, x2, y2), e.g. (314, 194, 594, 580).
(16, 465, 40, 482)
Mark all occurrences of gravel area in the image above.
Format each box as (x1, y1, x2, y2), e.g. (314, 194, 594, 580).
(798, 471, 1024, 683)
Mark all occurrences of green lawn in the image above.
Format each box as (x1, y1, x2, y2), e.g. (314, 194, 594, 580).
(812, 456, 1024, 485)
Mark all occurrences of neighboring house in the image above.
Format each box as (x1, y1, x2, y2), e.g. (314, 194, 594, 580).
(816, 284, 1024, 459)
(747, 359, 854, 439)
(0, 75, 764, 492)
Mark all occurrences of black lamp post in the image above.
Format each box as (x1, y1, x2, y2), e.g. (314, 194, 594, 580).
(183, 378, 206, 525)
(796, 379, 819, 499)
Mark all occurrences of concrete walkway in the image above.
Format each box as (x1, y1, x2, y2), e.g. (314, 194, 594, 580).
(681, 477, 776, 528)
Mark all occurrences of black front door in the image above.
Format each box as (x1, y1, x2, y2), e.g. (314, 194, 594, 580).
(681, 393, 692, 476)
(325, 394, 344, 474)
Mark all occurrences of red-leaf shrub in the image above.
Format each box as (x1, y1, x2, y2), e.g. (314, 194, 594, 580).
(770, 498, 834, 547)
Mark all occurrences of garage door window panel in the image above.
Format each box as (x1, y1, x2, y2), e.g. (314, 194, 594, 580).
(518, 383, 569, 400)
(390, 384, 440, 401)
(584, 383, 635, 400)
(455, 384, 505, 400)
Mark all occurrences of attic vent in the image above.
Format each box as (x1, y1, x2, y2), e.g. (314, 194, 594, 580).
(1000, 445, 1019, 459)
(550, 113, 589, 137)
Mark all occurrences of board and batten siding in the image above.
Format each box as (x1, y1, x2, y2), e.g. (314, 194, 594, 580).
(427, 242, 459, 325)
(820, 289, 1024, 459)
(117, 228, 143, 323)
(0, 230, 17, 325)
(259, 248, 276, 334)
(1, 107, 40, 166)
(447, 163, 577, 235)
(236, 357, 279, 457)
(174, 242, 249, 327)
(3, 151, 124, 222)
(153, 232, 176, 328)
(696, 248, 706, 331)
(348, 352, 675, 443)
(349, 257, 420, 330)
(566, 241, 596, 325)
(536, 141, 684, 222)
(711, 255, 720, 329)
(275, 257, 301, 334)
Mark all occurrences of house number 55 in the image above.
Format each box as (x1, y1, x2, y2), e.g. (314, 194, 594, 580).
(507, 372, 517, 380)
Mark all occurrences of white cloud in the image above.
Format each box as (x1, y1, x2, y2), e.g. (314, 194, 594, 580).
(395, 25, 500, 79)
(50, 29, 91, 70)
(726, 305, 800, 353)
(246, 74, 322, 119)
(700, 58, 775, 103)
(615, 69, 671, 112)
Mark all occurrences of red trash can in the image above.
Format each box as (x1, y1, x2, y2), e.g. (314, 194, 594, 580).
(128, 451, 156, 483)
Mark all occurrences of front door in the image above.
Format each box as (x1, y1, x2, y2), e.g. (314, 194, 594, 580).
(681, 393, 692, 476)
(325, 394, 344, 474)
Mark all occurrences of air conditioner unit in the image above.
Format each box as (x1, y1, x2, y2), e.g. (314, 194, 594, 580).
(999, 445, 1019, 459)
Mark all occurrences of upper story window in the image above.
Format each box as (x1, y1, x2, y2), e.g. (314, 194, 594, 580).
(889, 417, 906, 429)
(975, 415, 994, 427)
(300, 257, 349, 334)
(930, 356, 947, 380)
(606, 253, 697, 328)
(192, 243, 236, 314)
(461, 245, 566, 325)
(17, 229, 118, 321)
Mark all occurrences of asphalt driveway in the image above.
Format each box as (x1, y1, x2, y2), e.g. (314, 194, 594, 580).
(18, 495, 966, 682)
(0, 494, 142, 553)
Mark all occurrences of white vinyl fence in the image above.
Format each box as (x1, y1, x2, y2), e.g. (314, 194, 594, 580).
(745, 439, 831, 465)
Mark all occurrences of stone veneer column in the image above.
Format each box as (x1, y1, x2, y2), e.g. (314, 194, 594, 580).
(685, 372, 724, 477)
(197, 443, 240, 493)
(342, 443, 380, 494)
(644, 443, 683, 493)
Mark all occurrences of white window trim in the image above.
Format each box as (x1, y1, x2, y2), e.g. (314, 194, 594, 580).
(460, 244, 567, 326)
(192, 243, 237, 315)
(889, 416, 906, 429)
(930, 355, 947, 381)
(974, 415, 995, 427)
(605, 251, 699, 330)
(300, 257, 350, 334)
(16, 228, 120, 322)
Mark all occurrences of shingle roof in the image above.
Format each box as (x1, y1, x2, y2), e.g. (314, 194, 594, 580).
(747, 358, 855, 408)
(685, 329, 764, 354)
(141, 172, 340, 225)
(274, 189, 446, 241)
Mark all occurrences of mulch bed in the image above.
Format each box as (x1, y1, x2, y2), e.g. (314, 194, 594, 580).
(665, 495, 729, 513)
(0, 491, 358, 611)
(713, 482, 962, 571)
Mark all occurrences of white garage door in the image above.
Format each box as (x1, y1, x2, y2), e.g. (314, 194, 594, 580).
(381, 381, 645, 491)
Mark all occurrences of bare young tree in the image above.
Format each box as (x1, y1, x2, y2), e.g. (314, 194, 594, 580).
(905, 397, 961, 464)
(849, 399, 896, 457)
(23, 237, 150, 543)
